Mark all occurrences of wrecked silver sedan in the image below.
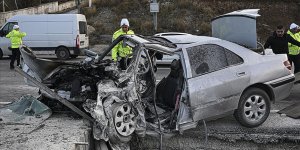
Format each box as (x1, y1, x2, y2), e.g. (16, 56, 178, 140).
(18, 33, 294, 149)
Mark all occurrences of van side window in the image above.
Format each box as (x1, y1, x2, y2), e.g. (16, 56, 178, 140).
(79, 21, 87, 34)
(1, 22, 18, 36)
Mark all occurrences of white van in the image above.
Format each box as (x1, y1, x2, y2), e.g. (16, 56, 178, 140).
(0, 14, 89, 59)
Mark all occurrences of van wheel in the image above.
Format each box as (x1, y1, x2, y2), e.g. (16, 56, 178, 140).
(56, 47, 70, 60)
(0, 49, 3, 59)
(234, 88, 270, 128)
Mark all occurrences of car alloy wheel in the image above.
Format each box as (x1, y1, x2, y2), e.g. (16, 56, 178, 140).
(113, 103, 137, 136)
(234, 88, 270, 128)
(244, 95, 266, 121)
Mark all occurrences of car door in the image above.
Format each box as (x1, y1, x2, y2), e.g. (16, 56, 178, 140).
(182, 43, 250, 121)
(0, 22, 18, 56)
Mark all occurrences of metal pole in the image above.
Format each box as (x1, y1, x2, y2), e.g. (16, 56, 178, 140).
(153, 0, 157, 31)
(89, 0, 92, 7)
(77, 0, 80, 13)
(14, 0, 18, 9)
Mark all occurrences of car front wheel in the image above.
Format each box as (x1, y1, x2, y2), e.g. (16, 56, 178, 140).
(234, 88, 270, 128)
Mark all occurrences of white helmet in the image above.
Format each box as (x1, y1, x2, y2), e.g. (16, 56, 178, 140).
(13, 25, 19, 29)
(290, 23, 299, 30)
(120, 18, 129, 27)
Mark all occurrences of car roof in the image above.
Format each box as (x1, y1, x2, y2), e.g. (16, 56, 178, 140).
(153, 34, 222, 49)
(123, 34, 177, 55)
(158, 34, 220, 43)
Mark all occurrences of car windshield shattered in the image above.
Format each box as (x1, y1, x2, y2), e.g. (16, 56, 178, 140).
(18, 34, 185, 149)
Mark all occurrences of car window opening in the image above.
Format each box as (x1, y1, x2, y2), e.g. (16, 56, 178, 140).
(144, 57, 184, 129)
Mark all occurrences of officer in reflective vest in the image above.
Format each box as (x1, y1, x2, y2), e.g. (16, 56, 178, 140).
(111, 18, 134, 70)
(6, 25, 26, 69)
(287, 23, 300, 73)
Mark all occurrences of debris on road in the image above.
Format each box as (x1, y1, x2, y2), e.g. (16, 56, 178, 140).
(278, 102, 300, 119)
(0, 94, 51, 125)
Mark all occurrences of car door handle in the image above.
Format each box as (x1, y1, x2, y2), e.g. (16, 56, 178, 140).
(236, 72, 246, 77)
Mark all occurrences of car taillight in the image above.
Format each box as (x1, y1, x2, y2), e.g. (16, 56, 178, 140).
(284, 60, 292, 71)
(76, 35, 79, 48)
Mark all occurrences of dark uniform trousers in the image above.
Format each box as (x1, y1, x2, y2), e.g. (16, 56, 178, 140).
(10, 48, 21, 68)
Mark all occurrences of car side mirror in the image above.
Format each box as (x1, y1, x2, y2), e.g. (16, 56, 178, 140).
(0, 30, 3, 37)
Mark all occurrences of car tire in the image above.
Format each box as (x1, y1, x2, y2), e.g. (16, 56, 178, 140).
(234, 88, 270, 128)
(56, 47, 70, 60)
(0, 49, 3, 59)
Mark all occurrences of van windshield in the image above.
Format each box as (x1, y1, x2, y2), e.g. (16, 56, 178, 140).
(1, 22, 18, 35)
(79, 21, 87, 34)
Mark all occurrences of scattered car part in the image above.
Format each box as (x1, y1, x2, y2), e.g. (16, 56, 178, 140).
(15, 67, 94, 122)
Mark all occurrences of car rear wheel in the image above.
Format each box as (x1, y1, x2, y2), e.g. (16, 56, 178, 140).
(234, 88, 270, 128)
(56, 47, 70, 60)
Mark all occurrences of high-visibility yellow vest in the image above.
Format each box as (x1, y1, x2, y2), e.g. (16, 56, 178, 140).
(111, 28, 134, 61)
(6, 29, 26, 48)
(287, 30, 300, 55)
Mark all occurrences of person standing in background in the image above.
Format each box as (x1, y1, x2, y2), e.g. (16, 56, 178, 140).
(6, 25, 26, 69)
(287, 23, 300, 73)
(264, 25, 300, 55)
(111, 18, 134, 70)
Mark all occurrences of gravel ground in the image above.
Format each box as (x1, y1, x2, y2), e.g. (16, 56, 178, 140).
(0, 58, 39, 103)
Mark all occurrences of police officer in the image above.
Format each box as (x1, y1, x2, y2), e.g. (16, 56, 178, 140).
(6, 25, 26, 69)
(111, 18, 134, 70)
(287, 23, 300, 73)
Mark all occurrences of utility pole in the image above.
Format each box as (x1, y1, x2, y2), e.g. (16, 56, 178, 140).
(150, 0, 159, 31)
(14, 0, 18, 9)
(76, 0, 80, 13)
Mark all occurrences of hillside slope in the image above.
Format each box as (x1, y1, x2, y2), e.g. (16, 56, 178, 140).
(81, 0, 300, 45)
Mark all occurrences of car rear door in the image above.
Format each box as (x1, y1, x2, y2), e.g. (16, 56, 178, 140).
(182, 43, 250, 121)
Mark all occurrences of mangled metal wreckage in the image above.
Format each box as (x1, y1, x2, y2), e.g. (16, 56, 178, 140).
(17, 33, 294, 149)
(18, 35, 187, 148)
